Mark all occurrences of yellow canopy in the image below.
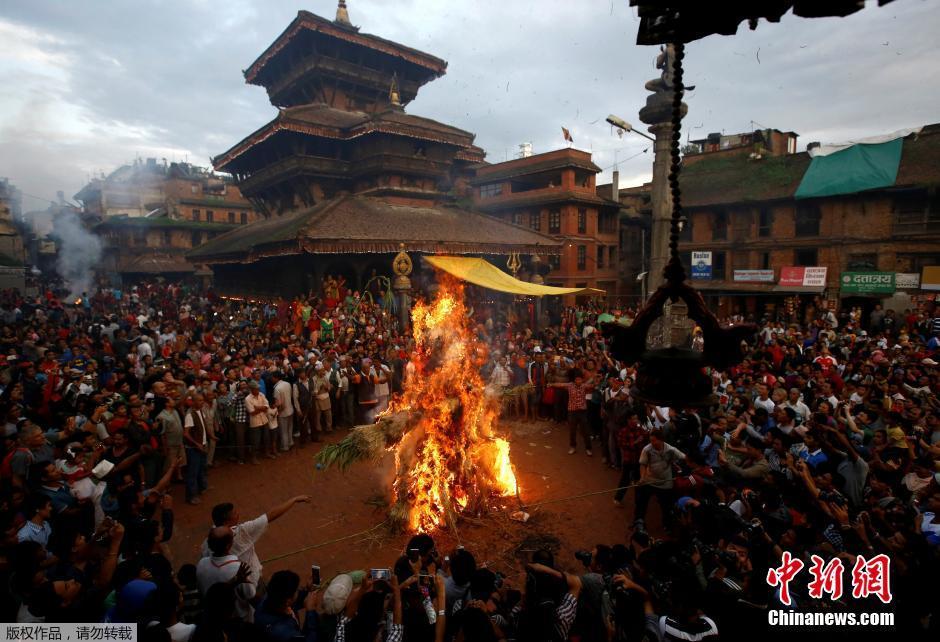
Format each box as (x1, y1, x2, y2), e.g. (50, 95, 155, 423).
(424, 256, 606, 297)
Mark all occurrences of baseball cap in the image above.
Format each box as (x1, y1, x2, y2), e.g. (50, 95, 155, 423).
(321, 574, 354, 615)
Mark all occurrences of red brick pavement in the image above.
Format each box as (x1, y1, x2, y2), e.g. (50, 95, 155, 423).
(166, 420, 639, 583)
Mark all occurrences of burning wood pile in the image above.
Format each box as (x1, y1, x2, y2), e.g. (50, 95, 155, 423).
(316, 278, 519, 533)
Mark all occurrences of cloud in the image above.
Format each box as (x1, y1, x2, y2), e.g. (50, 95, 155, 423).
(1, 0, 938, 209)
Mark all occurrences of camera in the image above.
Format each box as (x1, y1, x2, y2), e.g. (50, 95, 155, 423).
(745, 518, 764, 537)
(574, 549, 593, 568)
(371, 568, 391, 581)
(691, 538, 737, 569)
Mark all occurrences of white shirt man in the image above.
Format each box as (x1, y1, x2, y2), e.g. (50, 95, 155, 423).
(273, 378, 293, 418)
(753, 395, 776, 415)
(244, 388, 271, 428)
(783, 390, 811, 425)
(200, 496, 310, 586)
(136, 338, 153, 359)
(197, 528, 257, 622)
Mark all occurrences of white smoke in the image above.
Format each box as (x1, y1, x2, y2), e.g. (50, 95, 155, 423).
(53, 213, 102, 298)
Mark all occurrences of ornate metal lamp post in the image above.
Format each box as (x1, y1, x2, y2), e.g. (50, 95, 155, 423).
(392, 245, 413, 332)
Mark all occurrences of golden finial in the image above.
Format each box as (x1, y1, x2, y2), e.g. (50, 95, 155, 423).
(389, 73, 401, 107)
(336, 0, 352, 26)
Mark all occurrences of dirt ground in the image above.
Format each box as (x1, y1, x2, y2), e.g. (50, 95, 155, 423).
(167, 418, 647, 584)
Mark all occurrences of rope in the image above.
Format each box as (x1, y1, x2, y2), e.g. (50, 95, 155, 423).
(257, 481, 655, 564)
(260, 519, 389, 564)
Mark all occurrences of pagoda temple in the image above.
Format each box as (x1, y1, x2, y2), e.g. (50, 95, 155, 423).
(192, 2, 560, 297)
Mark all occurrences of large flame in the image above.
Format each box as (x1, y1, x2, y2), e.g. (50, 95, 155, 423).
(391, 277, 519, 533)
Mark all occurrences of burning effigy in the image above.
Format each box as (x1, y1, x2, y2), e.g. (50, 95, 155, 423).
(315, 277, 519, 533)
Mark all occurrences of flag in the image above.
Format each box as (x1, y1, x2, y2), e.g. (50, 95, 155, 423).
(562, 127, 573, 143)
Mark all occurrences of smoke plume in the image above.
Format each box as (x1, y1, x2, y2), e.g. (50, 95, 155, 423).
(53, 213, 102, 298)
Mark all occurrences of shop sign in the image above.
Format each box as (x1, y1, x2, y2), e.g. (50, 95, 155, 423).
(733, 269, 774, 282)
(840, 271, 895, 294)
(780, 266, 828, 287)
(894, 273, 920, 290)
(922, 266, 940, 291)
(691, 251, 712, 279)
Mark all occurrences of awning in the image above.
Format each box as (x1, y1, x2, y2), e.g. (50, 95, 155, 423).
(424, 256, 605, 297)
(772, 285, 826, 294)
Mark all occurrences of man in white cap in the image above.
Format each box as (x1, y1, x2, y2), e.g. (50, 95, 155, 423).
(321, 573, 354, 616)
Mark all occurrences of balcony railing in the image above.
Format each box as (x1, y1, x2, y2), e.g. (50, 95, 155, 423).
(238, 155, 350, 193)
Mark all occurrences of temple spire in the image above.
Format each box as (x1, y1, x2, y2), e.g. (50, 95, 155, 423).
(335, 0, 352, 26)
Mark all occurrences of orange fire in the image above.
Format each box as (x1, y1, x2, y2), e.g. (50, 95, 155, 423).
(390, 277, 519, 533)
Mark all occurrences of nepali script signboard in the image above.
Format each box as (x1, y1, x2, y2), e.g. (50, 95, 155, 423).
(840, 272, 895, 295)
(779, 266, 828, 288)
(691, 251, 712, 279)
(894, 273, 920, 290)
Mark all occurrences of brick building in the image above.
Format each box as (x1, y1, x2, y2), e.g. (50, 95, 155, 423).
(614, 125, 940, 320)
(472, 148, 621, 300)
(75, 158, 259, 223)
(74, 159, 260, 284)
(597, 173, 650, 305)
(0, 178, 26, 289)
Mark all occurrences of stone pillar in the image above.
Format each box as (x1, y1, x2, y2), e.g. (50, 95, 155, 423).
(639, 44, 686, 295)
(647, 122, 674, 292)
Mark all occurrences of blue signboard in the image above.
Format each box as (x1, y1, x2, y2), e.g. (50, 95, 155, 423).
(691, 251, 712, 279)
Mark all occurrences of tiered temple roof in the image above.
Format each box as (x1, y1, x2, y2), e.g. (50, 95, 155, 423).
(195, 2, 559, 266)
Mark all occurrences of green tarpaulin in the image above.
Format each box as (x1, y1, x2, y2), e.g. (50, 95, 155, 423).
(794, 139, 903, 200)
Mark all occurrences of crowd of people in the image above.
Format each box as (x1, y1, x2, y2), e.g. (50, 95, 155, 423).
(1, 278, 939, 640)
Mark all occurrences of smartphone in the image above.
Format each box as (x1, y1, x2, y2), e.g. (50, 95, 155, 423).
(311, 565, 321, 587)
(407, 547, 420, 561)
(371, 568, 391, 581)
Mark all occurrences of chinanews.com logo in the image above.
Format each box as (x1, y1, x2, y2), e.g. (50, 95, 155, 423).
(765, 552, 895, 629)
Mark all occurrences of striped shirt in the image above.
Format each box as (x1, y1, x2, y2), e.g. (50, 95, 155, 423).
(554, 592, 578, 640)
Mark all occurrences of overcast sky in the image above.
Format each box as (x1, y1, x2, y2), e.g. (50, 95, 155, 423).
(2, 0, 938, 213)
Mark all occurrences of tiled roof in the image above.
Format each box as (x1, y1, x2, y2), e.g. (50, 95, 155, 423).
(118, 254, 195, 274)
(679, 151, 810, 208)
(678, 125, 940, 208)
(477, 189, 619, 212)
(472, 156, 602, 185)
(281, 104, 371, 129)
(214, 107, 475, 171)
(95, 217, 239, 232)
(894, 124, 940, 188)
(188, 194, 562, 263)
(244, 11, 447, 84)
